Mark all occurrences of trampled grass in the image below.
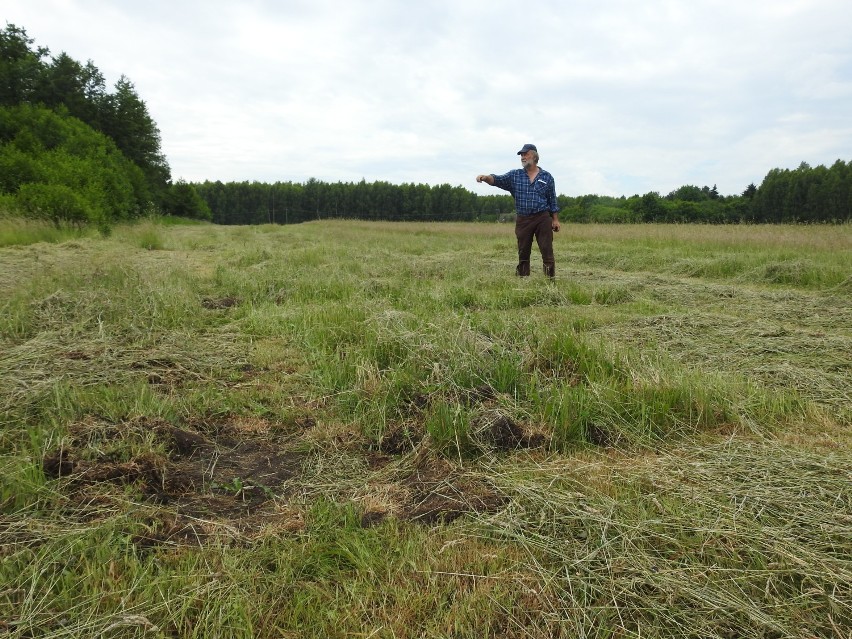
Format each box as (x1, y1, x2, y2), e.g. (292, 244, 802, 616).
(1, 219, 850, 637)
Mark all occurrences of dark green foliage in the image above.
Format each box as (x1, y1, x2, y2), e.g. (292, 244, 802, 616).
(196, 164, 852, 226)
(666, 184, 706, 202)
(194, 179, 516, 225)
(16, 182, 89, 224)
(753, 160, 852, 223)
(35, 52, 107, 129)
(0, 104, 145, 223)
(165, 179, 212, 220)
(559, 162, 851, 224)
(0, 143, 37, 191)
(635, 191, 668, 222)
(100, 76, 171, 204)
(0, 24, 48, 105)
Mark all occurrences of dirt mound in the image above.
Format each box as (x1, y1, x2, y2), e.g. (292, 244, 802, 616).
(472, 411, 548, 451)
(377, 425, 422, 455)
(43, 451, 163, 486)
(402, 455, 507, 524)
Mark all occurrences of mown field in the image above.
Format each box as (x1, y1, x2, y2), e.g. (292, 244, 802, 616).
(1, 218, 850, 638)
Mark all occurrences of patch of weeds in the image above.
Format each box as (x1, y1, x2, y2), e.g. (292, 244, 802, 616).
(446, 286, 482, 310)
(530, 382, 590, 451)
(527, 333, 623, 385)
(234, 249, 272, 267)
(565, 284, 594, 305)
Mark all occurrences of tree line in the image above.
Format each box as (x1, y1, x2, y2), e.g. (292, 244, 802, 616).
(193, 178, 516, 225)
(2, 23, 850, 227)
(194, 159, 852, 226)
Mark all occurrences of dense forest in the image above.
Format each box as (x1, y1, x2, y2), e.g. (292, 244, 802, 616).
(2, 24, 851, 227)
(192, 161, 852, 225)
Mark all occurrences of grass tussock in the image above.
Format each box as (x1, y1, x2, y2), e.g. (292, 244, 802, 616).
(1, 219, 850, 637)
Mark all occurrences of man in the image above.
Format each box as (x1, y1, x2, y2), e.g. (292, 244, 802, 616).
(477, 144, 561, 278)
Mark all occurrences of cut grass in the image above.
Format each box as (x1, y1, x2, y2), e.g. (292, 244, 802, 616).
(481, 439, 852, 637)
(1, 219, 850, 637)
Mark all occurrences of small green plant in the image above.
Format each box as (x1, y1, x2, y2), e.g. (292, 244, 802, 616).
(215, 476, 244, 495)
(533, 382, 589, 450)
(489, 352, 522, 395)
(213, 477, 275, 500)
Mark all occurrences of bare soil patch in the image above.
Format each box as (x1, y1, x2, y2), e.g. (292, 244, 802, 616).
(40, 413, 525, 547)
(42, 418, 306, 544)
(402, 455, 507, 524)
(201, 295, 240, 309)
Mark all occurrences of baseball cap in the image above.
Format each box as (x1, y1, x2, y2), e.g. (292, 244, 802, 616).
(517, 143, 537, 154)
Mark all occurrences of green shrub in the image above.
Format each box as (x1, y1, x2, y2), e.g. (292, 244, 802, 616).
(16, 182, 91, 225)
(0, 105, 147, 224)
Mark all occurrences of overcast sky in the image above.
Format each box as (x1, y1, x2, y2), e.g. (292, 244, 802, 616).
(4, 0, 852, 197)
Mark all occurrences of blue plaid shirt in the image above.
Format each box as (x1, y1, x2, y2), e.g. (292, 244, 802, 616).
(491, 168, 559, 216)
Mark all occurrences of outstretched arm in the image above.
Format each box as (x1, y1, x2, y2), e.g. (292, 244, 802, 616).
(476, 174, 494, 186)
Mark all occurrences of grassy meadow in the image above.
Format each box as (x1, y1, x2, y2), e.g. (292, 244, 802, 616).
(1, 218, 850, 638)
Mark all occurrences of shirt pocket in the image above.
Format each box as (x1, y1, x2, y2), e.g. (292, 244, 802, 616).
(534, 179, 550, 198)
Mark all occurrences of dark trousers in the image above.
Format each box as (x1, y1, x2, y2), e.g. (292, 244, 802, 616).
(515, 212, 555, 277)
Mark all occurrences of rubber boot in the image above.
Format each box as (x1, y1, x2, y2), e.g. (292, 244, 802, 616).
(543, 263, 555, 279)
(516, 261, 531, 277)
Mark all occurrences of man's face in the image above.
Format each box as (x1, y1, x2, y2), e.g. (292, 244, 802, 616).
(520, 150, 535, 168)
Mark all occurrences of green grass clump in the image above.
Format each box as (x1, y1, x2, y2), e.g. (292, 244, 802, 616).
(425, 400, 473, 457)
